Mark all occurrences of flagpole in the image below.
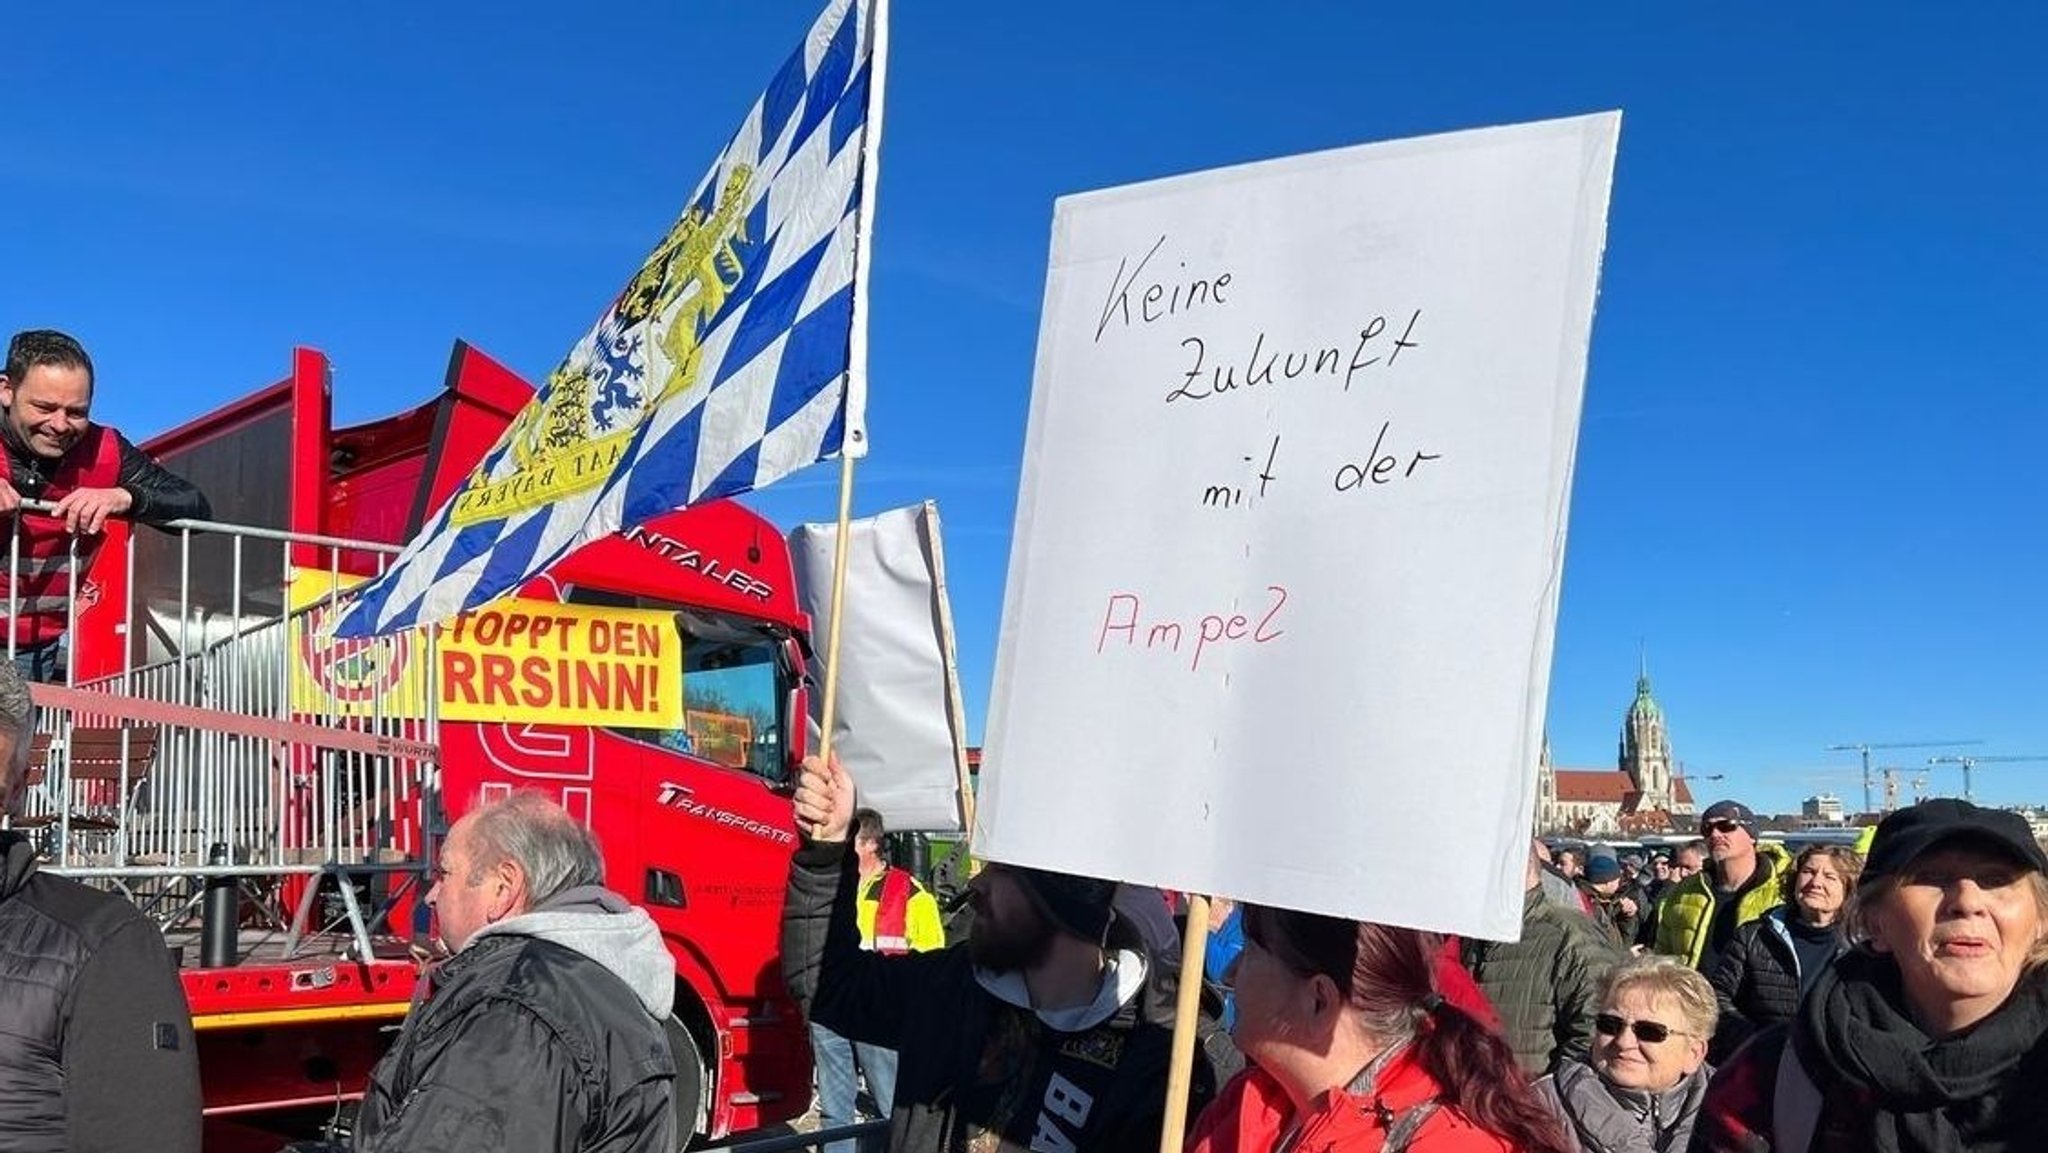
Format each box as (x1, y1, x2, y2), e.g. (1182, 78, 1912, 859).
(817, 452, 857, 776)
(816, 0, 889, 795)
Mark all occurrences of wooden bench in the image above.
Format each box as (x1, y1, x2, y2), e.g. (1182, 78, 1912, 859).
(15, 727, 160, 832)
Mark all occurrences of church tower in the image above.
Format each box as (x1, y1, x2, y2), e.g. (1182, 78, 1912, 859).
(1619, 656, 1672, 809)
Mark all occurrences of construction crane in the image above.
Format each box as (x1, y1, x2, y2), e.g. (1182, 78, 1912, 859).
(1925, 754, 2048, 803)
(1879, 766, 1906, 815)
(1827, 738, 1984, 816)
(1876, 766, 1937, 813)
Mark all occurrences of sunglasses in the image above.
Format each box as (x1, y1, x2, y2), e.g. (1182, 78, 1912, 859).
(1701, 819, 1744, 835)
(1594, 1013, 1688, 1044)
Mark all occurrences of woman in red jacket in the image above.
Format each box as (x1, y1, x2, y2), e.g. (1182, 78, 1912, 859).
(1190, 907, 1571, 1153)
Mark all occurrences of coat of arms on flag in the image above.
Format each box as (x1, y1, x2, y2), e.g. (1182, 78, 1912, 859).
(333, 0, 882, 638)
(452, 166, 760, 526)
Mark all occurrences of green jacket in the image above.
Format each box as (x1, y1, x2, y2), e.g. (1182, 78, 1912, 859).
(1652, 841, 1795, 968)
(1464, 887, 1621, 1076)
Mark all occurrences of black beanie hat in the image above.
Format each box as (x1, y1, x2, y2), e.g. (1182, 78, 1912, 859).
(1009, 865, 1118, 944)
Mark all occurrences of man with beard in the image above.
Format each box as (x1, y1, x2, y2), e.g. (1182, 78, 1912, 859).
(782, 755, 1210, 1151)
(1, 329, 210, 682)
(1652, 802, 1793, 970)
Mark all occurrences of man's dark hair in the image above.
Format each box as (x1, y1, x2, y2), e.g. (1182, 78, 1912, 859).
(853, 807, 885, 842)
(5, 329, 94, 388)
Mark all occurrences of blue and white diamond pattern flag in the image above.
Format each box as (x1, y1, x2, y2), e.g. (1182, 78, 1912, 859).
(334, 0, 882, 637)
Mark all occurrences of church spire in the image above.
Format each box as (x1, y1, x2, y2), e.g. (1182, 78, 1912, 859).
(1621, 650, 1672, 809)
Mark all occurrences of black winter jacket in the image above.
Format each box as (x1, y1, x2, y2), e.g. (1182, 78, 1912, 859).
(0, 831, 201, 1153)
(353, 888, 677, 1153)
(1690, 959, 2048, 1151)
(2, 422, 212, 525)
(1706, 907, 1844, 1063)
(783, 840, 1211, 1151)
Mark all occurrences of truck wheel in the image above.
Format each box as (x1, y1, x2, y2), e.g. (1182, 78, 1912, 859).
(664, 1013, 709, 1150)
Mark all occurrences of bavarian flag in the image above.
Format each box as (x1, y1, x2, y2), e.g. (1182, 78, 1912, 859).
(333, 0, 882, 637)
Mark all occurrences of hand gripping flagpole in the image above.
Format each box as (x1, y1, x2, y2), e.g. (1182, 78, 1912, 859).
(815, 0, 889, 817)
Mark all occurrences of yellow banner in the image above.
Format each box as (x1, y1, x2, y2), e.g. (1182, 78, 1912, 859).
(292, 574, 684, 727)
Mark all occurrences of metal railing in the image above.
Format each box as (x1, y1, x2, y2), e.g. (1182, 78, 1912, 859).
(699, 1120, 887, 1152)
(5, 504, 440, 953)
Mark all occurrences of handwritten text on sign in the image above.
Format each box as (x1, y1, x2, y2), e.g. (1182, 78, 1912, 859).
(979, 113, 1620, 942)
(1078, 230, 1446, 677)
(1100, 234, 1442, 516)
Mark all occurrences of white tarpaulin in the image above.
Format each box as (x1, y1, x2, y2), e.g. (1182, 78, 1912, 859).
(978, 112, 1620, 942)
(791, 501, 971, 832)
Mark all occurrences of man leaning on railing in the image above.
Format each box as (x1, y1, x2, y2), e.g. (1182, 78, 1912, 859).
(0, 328, 211, 682)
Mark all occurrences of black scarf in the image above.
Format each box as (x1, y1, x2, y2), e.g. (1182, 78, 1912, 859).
(1795, 949, 2048, 1152)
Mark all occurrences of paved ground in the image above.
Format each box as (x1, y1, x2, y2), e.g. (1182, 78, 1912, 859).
(694, 1101, 827, 1150)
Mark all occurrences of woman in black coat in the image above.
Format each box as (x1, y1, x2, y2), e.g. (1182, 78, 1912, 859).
(1692, 800, 2048, 1152)
(1705, 843, 1861, 1061)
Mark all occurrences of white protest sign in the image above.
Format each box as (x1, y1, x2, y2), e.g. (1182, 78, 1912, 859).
(792, 502, 973, 833)
(978, 112, 1619, 942)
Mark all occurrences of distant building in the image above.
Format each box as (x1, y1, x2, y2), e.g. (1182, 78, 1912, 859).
(1803, 794, 1846, 823)
(2018, 808, 2048, 843)
(1537, 667, 1697, 835)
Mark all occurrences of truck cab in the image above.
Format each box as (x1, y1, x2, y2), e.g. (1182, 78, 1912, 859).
(20, 343, 814, 1148)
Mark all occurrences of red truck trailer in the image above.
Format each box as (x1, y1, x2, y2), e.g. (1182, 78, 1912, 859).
(10, 343, 815, 1149)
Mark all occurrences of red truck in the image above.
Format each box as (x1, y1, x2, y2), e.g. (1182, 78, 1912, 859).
(15, 343, 815, 1149)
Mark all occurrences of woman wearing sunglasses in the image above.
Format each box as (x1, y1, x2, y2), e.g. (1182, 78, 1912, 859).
(1189, 906, 1572, 1152)
(1534, 955, 1716, 1152)
(1693, 799, 2048, 1152)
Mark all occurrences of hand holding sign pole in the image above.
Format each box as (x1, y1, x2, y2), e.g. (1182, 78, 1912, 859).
(981, 111, 1620, 1149)
(793, 753, 855, 844)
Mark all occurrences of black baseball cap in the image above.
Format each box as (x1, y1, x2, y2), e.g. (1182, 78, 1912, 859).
(1862, 799, 2048, 884)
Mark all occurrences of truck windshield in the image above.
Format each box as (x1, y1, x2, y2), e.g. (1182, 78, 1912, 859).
(563, 587, 792, 785)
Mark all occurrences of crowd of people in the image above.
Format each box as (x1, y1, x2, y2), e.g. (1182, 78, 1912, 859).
(4, 324, 2046, 1150)
(6, 682, 2046, 1151)
(789, 756, 2048, 1152)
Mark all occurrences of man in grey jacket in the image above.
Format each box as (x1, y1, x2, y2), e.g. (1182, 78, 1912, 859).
(351, 791, 676, 1153)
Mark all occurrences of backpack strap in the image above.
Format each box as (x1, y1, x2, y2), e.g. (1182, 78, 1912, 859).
(1382, 1100, 1441, 1153)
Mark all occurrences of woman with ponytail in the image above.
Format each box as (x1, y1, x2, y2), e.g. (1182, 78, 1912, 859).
(1189, 906, 1573, 1153)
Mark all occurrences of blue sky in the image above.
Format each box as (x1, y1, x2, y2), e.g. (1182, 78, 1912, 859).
(7, 3, 2043, 815)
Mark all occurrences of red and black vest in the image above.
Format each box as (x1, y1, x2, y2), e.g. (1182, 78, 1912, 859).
(5, 426, 120, 645)
(869, 867, 917, 956)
